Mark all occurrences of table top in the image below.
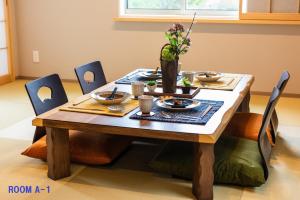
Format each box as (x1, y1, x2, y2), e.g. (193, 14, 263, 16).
(33, 69, 254, 144)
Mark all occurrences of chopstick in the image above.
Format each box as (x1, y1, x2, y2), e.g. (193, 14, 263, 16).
(68, 107, 104, 111)
(72, 97, 91, 106)
(200, 105, 213, 118)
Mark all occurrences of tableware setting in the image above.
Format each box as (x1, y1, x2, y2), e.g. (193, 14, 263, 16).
(181, 71, 195, 83)
(91, 89, 131, 105)
(137, 95, 155, 116)
(130, 98, 224, 125)
(156, 97, 201, 111)
(146, 80, 157, 92)
(59, 85, 141, 117)
(115, 69, 182, 85)
(108, 105, 125, 113)
(138, 70, 162, 79)
(61, 90, 139, 117)
(192, 71, 241, 91)
(195, 71, 224, 82)
(131, 81, 145, 99)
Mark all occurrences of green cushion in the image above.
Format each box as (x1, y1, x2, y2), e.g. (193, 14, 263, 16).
(149, 136, 266, 187)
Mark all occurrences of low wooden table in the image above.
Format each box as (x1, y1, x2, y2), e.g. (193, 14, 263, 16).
(32, 70, 254, 200)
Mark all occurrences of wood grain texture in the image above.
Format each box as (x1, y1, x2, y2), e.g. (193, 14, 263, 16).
(33, 70, 254, 144)
(46, 127, 70, 180)
(193, 143, 215, 200)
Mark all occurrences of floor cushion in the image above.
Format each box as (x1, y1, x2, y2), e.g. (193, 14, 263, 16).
(224, 112, 274, 145)
(149, 136, 266, 187)
(22, 130, 132, 165)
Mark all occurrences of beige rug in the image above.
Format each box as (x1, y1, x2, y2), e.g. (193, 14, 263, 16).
(0, 125, 299, 200)
(1, 80, 300, 200)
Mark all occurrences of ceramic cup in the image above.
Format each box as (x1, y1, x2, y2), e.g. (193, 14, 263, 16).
(182, 71, 195, 83)
(131, 81, 144, 99)
(138, 95, 154, 114)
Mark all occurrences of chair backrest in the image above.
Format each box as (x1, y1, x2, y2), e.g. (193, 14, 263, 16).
(276, 71, 290, 93)
(258, 87, 281, 180)
(74, 61, 107, 94)
(270, 71, 290, 143)
(25, 74, 68, 142)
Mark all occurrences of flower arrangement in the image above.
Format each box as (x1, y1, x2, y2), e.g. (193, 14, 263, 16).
(161, 13, 196, 62)
(159, 13, 196, 93)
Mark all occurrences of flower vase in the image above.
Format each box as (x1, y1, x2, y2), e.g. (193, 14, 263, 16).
(160, 59, 178, 94)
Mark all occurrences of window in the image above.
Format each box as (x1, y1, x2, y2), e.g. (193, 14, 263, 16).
(0, 0, 9, 76)
(123, 0, 239, 18)
(0, 0, 13, 85)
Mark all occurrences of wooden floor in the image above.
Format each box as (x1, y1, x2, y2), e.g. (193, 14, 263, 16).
(0, 79, 300, 200)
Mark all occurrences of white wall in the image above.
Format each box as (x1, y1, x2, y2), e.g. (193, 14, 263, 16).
(13, 0, 300, 94)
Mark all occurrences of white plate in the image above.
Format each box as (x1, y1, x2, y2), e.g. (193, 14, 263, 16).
(196, 72, 224, 82)
(156, 99, 201, 111)
(91, 91, 130, 105)
(138, 71, 162, 79)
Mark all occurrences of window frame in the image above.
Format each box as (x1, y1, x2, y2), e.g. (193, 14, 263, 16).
(122, 0, 239, 19)
(116, 0, 300, 24)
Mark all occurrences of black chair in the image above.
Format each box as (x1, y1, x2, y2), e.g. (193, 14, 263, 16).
(258, 87, 281, 179)
(270, 71, 290, 143)
(74, 61, 107, 94)
(223, 71, 290, 146)
(148, 87, 281, 186)
(24, 74, 132, 165)
(25, 74, 68, 143)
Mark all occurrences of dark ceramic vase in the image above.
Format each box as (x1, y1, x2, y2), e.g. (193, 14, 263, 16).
(160, 59, 178, 93)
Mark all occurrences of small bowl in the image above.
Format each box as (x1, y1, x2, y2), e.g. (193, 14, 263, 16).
(146, 84, 157, 92)
(196, 71, 223, 82)
(91, 91, 130, 105)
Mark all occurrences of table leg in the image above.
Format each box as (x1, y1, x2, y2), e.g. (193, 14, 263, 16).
(193, 143, 214, 200)
(46, 127, 70, 180)
(238, 91, 251, 113)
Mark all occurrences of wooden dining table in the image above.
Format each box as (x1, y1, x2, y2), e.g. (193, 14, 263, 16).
(32, 69, 254, 200)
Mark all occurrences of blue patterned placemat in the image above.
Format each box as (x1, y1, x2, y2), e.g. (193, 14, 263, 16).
(130, 100, 224, 125)
(115, 70, 182, 85)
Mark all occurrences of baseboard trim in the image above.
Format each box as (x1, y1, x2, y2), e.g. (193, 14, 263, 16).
(16, 76, 300, 98)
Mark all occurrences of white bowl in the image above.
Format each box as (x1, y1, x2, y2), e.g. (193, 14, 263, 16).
(196, 72, 224, 82)
(91, 91, 130, 105)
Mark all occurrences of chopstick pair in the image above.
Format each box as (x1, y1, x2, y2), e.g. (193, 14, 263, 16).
(68, 107, 104, 112)
(72, 97, 91, 106)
